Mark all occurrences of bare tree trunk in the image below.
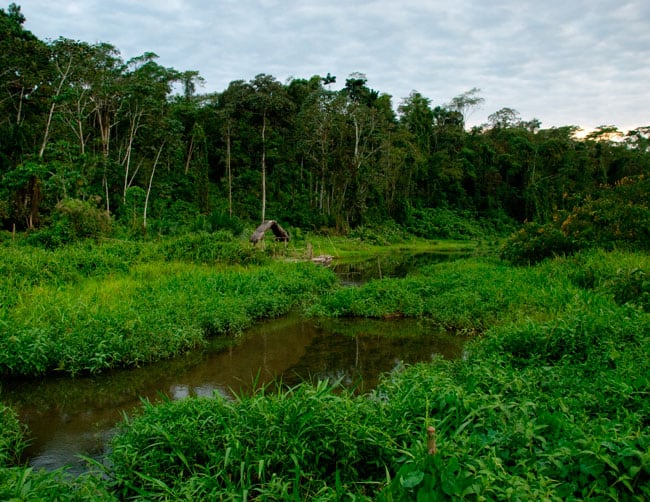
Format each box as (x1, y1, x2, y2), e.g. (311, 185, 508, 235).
(184, 133, 194, 175)
(143, 142, 165, 233)
(261, 111, 267, 223)
(96, 101, 117, 214)
(226, 128, 232, 217)
(39, 58, 73, 159)
(76, 98, 87, 156)
(122, 108, 142, 202)
(16, 87, 24, 126)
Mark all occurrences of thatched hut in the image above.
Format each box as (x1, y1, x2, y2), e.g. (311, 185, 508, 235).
(250, 220, 290, 245)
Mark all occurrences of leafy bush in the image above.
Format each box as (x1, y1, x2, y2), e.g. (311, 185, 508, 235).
(501, 175, 650, 264)
(499, 221, 582, 265)
(348, 220, 409, 245)
(23, 198, 112, 247)
(403, 207, 486, 240)
(558, 249, 650, 311)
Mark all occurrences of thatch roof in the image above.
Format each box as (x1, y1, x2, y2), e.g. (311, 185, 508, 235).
(250, 220, 290, 244)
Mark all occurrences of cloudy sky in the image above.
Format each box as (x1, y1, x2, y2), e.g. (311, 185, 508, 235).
(17, 0, 650, 132)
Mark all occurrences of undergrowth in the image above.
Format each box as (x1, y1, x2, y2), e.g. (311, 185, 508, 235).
(1, 247, 648, 499)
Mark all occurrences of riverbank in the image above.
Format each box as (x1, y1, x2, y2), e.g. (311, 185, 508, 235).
(1, 239, 649, 499)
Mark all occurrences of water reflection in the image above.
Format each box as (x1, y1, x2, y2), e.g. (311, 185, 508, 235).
(1, 313, 464, 472)
(333, 250, 468, 285)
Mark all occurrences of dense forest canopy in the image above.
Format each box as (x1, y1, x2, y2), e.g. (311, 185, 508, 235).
(2, 3, 649, 239)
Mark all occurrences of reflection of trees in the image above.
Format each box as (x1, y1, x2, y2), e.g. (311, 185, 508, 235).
(1, 315, 465, 468)
(284, 319, 464, 393)
(333, 252, 468, 285)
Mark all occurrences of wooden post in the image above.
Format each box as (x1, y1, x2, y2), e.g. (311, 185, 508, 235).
(427, 426, 437, 455)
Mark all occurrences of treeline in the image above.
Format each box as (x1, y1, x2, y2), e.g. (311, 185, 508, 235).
(2, 3, 649, 239)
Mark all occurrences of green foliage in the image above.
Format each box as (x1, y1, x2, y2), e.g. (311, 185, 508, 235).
(0, 466, 116, 501)
(192, 209, 245, 236)
(348, 221, 409, 245)
(0, 404, 25, 467)
(560, 176, 650, 250)
(105, 251, 650, 500)
(1, 248, 337, 375)
(20, 198, 113, 247)
(560, 248, 650, 312)
(154, 231, 262, 265)
(501, 175, 650, 264)
(403, 207, 491, 240)
(308, 257, 577, 330)
(2, 249, 649, 499)
(499, 221, 582, 265)
(109, 381, 396, 500)
(2, 4, 650, 237)
(379, 305, 650, 500)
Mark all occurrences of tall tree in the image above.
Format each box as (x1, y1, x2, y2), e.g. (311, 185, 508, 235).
(447, 87, 484, 128)
(248, 73, 292, 223)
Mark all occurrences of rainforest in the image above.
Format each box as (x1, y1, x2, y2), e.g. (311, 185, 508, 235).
(1, 3, 650, 500)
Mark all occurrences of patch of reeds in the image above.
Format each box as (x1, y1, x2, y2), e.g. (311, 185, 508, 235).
(0, 404, 25, 467)
(307, 256, 579, 331)
(1, 258, 337, 376)
(109, 380, 400, 499)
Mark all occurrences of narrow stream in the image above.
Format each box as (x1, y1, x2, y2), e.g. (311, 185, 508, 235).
(2, 315, 464, 472)
(1, 250, 470, 473)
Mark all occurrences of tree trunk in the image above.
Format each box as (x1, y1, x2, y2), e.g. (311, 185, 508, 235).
(226, 125, 232, 217)
(39, 58, 73, 159)
(143, 142, 165, 233)
(261, 110, 267, 223)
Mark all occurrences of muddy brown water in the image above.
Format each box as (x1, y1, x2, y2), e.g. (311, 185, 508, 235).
(1, 251, 469, 473)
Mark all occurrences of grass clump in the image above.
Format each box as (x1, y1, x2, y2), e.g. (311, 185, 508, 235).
(307, 257, 578, 331)
(1, 259, 337, 376)
(0, 403, 25, 467)
(109, 381, 398, 500)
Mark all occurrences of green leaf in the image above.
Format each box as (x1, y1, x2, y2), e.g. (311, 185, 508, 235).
(401, 470, 425, 489)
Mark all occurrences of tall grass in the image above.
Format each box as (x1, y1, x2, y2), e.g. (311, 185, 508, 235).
(379, 300, 650, 500)
(2, 246, 649, 499)
(109, 381, 399, 500)
(0, 466, 115, 501)
(104, 249, 650, 500)
(307, 256, 579, 331)
(1, 245, 337, 376)
(0, 404, 25, 467)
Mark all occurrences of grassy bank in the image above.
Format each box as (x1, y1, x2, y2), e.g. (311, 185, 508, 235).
(1, 245, 648, 499)
(0, 236, 337, 376)
(98, 250, 650, 500)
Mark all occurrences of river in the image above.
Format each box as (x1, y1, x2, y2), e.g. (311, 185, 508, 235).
(1, 251, 468, 472)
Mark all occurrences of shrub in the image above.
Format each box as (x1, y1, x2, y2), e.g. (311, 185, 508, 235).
(348, 221, 408, 245)
(403, 207, 487, 240)
(0, 404, 25, 467)
(500, 222, 582, 265)
(24, 198, 112, 247)
(501, 175, 650, 264)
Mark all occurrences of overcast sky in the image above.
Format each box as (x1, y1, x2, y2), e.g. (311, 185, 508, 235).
(17, 0, 650, 132)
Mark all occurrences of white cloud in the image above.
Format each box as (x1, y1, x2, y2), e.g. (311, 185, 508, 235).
(18, 0, 650, 131)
